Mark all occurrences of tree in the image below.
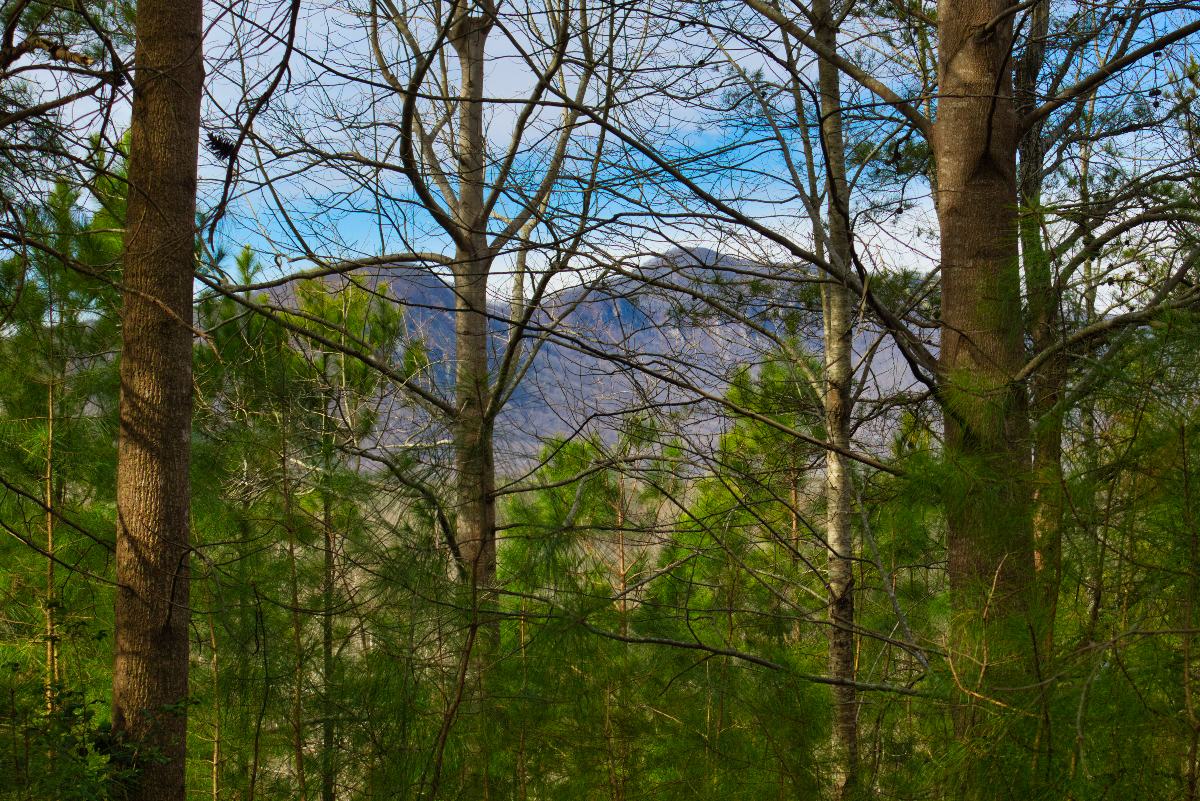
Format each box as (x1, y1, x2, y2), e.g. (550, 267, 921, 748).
(673, 1, 1200, 793)
(201, 2, 639, 791)
(0, 2, 128, 282)
(0, 175, 124, 801)
(110, 0, 203, 798)
(924, 0, 1042, 781)
(812, 0, 861, 790)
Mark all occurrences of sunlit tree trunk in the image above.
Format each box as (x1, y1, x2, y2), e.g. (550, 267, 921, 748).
(112, 1, 203, 798)
(207, 607, 221, 801)
(814, 0, 859, 794)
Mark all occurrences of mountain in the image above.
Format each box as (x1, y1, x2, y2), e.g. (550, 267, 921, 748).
(297, 247, 922, 467)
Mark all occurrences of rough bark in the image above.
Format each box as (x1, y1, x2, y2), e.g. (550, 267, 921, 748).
(823, 275, 858, 799)
(933, 0, 1038, 786)
(814, 0, 859, 794)
(111, 0, 203, 798)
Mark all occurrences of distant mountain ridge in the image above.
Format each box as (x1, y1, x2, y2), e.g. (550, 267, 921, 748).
(298, 247, 919, 465)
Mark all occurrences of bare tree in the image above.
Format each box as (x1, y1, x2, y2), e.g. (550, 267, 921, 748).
(524, 0, 1200, 792)
(198, 0, 642, 794)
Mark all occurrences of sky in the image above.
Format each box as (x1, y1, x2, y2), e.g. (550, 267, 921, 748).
(12, 0, 1199, 319)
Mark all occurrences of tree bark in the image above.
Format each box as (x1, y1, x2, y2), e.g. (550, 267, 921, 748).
(112, 0, 203, 799)
(814, 0, 859, 795)
(933, 0, 1038, 788)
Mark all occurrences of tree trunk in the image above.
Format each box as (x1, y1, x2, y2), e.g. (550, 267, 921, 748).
(814, 0, 859, 795)
(207, 607, 221, 801)
(321, 445, 337, 801)
(112, 0, 203, 799)
(283, 454, 309, 801)
(1015, 2, 1063, 778)
(317, 353, 338, 801)
(451, 6, 497, 600)
(453, 255, 497, 598)
(45, 374, 59, 712)
(450, 7, 498, 797)
(933, 0, 1038, 791)
(1016, 0, 1062, 659)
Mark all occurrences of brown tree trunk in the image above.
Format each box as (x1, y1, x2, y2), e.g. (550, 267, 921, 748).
(814, 0, 859, 794)
(451, 6, 497, 600)
(112, 0, 203, 799)
(933, 0, 1038, 787)
(453, 255, 496, 598)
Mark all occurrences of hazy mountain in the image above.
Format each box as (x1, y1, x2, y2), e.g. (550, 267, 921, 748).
(309, 247, 921, 467)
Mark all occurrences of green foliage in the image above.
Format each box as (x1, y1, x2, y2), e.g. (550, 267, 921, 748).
(4, 120, 1200, 801)
(0, 170, 121, 800)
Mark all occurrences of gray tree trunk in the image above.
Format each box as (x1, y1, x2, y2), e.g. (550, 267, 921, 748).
(814, 1, 859, 795)
(934, 0, 1038, 792)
